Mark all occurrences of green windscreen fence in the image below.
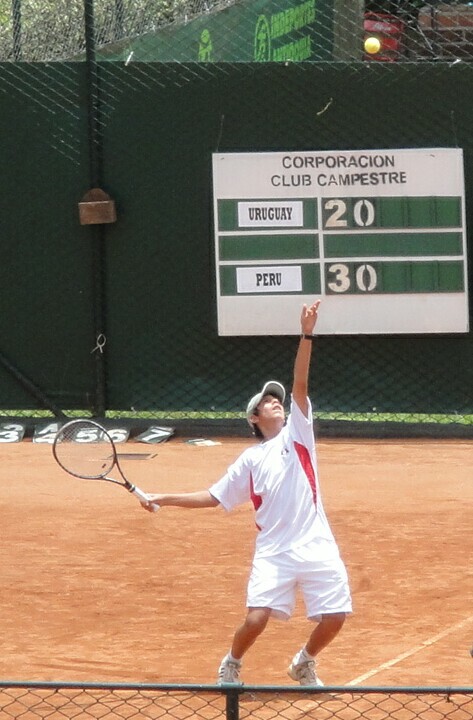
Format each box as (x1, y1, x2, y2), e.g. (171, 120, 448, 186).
(0, 0, 472, 436)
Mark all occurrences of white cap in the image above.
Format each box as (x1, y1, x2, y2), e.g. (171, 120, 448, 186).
(246, 381, 286, 426)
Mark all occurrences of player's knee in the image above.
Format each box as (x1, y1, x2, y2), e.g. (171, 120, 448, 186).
(244, 609, 270, 635)
(320, 612, 346, 633)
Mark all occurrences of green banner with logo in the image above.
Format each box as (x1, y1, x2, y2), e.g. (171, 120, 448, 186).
(98, 0, 333, 62)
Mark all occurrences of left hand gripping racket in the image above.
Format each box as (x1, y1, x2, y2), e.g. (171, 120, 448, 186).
(53, 419, 159, 511)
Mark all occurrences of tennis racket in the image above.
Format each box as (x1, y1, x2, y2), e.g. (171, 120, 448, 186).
(53, 419, 159, 511)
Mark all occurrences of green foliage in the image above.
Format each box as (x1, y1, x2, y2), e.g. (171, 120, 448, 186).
(0, 0, 219, 60)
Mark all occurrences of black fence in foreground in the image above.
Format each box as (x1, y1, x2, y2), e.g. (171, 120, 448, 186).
(0, 682, 472, 720)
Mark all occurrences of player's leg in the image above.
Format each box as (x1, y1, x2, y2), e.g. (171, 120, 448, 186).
(288, 547, 352, 685)
(218, 553, 296, 684)
(305, 611, 347, 655)
(288, 613, 346, 686)
(231, 606, 272, 658)
(218, 608, 271, 684)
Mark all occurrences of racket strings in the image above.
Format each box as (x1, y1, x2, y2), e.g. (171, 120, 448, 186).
(54, 423, 115, 479)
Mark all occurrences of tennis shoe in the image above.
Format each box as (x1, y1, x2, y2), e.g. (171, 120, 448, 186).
(287, 659, 323, 687)
(217, 657, 243, 685)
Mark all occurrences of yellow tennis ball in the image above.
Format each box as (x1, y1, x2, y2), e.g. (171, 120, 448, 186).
(364, 36, 381, 55)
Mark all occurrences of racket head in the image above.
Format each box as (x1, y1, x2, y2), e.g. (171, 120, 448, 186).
(53, 419, 117, 480)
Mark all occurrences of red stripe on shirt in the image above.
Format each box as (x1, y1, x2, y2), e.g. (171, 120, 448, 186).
(249, 472, 262, 530)
(294, 441, 317, 506)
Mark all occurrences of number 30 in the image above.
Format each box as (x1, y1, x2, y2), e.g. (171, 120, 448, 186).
(327, 263, 377, 293)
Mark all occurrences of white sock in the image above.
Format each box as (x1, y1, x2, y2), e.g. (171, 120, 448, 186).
(225, 651, 241, 665)
(294, 647, 314, 664)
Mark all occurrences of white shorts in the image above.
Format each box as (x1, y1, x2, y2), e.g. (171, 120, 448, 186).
(246, 542, 352, 621)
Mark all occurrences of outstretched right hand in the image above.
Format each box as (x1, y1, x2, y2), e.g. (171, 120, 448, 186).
(300, 299, 321, 336)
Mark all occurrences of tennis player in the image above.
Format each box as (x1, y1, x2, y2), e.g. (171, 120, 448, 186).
(143, 300, 352, 685)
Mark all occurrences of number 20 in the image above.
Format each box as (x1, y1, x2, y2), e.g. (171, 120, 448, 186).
(324, 199, 375, 228)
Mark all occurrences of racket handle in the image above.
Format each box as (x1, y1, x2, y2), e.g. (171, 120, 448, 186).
(131, 485, 159, 512)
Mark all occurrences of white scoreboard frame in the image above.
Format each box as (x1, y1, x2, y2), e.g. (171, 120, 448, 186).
(212, 148, 469, 336)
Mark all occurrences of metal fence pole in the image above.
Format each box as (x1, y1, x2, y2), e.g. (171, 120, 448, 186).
(83, 0, 107, 416)
(225, 689, 239, 720)
(333, 0, 364, 60)
(84, 0, 102, 187)
(12, 0, 22, 60)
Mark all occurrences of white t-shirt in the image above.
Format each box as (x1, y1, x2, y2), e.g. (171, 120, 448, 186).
(209, 396, 340, 559)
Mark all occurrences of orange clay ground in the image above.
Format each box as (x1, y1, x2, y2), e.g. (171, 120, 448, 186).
(1, 437, 472, 687)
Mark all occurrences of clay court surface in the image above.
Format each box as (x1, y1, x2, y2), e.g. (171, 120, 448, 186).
(1, 436, 473, 688)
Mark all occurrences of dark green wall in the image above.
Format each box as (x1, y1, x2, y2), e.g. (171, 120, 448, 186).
(0, 63, 92, 410)
(0, 61, 471, 418)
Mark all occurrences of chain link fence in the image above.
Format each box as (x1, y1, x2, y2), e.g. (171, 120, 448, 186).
(3, 1, 473, 63)
(0, 1, 472, 435)
(0, 683, 473, 720)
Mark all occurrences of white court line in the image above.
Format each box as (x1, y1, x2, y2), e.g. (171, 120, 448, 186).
(347, 615, 473, 686)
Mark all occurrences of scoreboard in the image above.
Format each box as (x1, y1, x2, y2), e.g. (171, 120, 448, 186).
(212, 149, 468, 335)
